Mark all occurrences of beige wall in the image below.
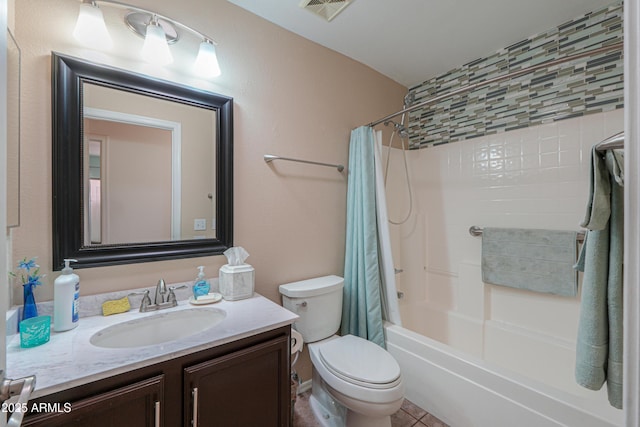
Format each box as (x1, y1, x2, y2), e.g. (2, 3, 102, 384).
(12, 1, 405, 378)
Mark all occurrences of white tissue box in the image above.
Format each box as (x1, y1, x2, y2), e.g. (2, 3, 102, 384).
(219, 264, 255, 301)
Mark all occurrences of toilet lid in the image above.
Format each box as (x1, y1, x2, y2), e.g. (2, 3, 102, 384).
(318, 335, 401, 389)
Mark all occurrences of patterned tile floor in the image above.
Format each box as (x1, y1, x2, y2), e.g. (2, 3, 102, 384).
(390, 399, 449, 427)
(293, 390, 449, 427)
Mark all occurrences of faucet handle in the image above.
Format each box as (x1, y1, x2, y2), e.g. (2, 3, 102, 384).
(129, 290, 152, 311)
(128, 289, 150, 298)
(167, 285, 188, 304)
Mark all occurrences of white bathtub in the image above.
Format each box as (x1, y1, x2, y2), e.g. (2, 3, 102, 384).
(385, 323, 623, 427)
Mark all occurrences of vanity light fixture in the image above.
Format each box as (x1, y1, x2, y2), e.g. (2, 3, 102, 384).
(141, 15, 174, 66)
(72, 0, 222, 77)
(194, 39, 221, 78)
(73, 0, 113, 50)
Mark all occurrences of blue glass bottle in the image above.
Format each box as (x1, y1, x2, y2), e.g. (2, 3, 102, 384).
(22, 283, 38, 321)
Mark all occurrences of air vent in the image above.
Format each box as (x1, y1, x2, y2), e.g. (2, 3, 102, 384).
(299, 0, 353, 22)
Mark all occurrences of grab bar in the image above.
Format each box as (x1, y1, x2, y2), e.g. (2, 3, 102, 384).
(264, 154, 344, 172)
(469, 226, 585, 243)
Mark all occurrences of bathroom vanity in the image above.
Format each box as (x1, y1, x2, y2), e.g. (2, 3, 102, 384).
(6, 294, 297, 426)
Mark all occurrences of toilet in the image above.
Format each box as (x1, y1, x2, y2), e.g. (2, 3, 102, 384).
(280, 275, 404, 427)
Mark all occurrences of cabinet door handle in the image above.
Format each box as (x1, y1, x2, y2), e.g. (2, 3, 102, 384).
(192, 387, 199, 426)
(3, 374, 36, 427)
(155, 400, 161, 427)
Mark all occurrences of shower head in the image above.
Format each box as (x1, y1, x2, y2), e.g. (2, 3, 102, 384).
(384, 119, 403, 129)
(384, 120, 409, 139)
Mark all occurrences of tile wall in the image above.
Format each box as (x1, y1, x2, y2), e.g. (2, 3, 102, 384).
(407, 1, 623, 149)
(387, 109, 623, 418)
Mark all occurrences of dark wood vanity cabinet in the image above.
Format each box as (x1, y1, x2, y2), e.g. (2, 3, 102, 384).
(184, 335, 290, 426)
(22, 376, 164, 427)
(21, 326, 291, 427)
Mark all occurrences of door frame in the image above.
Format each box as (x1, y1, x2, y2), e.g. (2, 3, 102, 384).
(624, 0, 640, 423)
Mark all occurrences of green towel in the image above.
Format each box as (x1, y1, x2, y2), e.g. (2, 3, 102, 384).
(481, 228, 578, 296)
(574, 146, 624, 409)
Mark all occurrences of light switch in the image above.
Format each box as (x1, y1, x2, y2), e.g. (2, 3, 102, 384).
(194, 218, 207, 231)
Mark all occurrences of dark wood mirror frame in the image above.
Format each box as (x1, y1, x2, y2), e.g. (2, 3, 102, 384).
(52, 53, 233, 270)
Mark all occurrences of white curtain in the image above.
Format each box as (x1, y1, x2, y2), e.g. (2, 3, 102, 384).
(374, 130, 402, 326)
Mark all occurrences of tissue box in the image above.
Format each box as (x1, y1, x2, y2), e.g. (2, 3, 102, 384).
(219, 264, 255, 301)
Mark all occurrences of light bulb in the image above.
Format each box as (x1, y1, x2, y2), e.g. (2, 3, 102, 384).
(142, 20, 173, 66)
(73, 2, 112, 50)
(194, 40, 221, 78)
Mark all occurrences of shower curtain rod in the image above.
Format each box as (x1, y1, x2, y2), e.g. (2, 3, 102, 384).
(367, 41, 624, 128)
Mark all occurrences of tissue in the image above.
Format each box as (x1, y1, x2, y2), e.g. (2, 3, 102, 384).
(219, 247, 254, 300)
(223, 246, 250, 266)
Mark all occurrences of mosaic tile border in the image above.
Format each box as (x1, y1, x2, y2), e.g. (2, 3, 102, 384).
(407, 1, 623, 149)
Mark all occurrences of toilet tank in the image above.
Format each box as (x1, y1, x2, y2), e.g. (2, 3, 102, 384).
(279, 275, 344, 343)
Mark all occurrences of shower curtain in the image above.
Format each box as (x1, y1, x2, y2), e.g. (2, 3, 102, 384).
(342, 126, 401, 348)
(374, 130, 402, 327)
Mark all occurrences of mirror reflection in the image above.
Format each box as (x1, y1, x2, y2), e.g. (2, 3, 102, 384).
(82, 83, 217, 245)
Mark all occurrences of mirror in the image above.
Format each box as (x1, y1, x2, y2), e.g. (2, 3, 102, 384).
(52, 53, 233, 270)
(7, 29, 20, 228)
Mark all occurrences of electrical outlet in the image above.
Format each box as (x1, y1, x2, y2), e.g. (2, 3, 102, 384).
(194, 218, 207, 231)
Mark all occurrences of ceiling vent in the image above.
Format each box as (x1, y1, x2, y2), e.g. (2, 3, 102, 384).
(299, 0, 353, 22)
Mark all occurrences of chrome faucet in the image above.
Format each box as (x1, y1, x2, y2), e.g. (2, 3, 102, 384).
(154, 279, 168, 305)
(130, 280, 187, 312)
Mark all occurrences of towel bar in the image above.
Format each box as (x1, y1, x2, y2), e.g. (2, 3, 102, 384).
(595, 131, 624, 152)
(469, 226, 585, 243)
(264, 154, 344, 172)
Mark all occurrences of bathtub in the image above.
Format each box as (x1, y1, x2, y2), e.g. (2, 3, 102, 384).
(385, 323, 623, 427)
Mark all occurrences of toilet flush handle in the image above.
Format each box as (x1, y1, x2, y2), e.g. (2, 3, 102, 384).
(296, 301, 307, 308)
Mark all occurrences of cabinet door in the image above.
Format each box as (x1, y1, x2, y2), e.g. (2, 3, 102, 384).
(23, 375, 164, 427)
(185, 335, 290, 427)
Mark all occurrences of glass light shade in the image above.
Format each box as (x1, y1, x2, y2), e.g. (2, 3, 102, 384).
(73, 3, 113, 50)
(142, 23, 173, 66)
(194, 41, 221, 78)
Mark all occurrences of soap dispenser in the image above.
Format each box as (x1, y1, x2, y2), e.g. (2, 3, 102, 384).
(193, 266, 211, 300)
(54, 259, 80, 332)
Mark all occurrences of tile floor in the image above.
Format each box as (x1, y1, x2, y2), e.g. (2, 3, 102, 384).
(292, 390, 449, 427)
(390, 399, 449, 427)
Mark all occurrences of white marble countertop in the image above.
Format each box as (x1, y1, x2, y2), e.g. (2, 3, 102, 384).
(6, 293, 298, 399)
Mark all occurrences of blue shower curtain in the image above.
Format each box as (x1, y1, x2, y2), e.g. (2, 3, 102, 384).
(341, 126, 385, 347)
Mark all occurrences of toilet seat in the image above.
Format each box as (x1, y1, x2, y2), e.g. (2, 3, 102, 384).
(309, 335, 405, 407)
(318, 335, 401, 389)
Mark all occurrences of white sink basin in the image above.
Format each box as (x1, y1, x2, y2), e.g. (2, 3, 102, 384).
(90, 308, 226, 349)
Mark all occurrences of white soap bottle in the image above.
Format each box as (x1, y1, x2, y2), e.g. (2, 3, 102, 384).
(54, 259, 80, 332)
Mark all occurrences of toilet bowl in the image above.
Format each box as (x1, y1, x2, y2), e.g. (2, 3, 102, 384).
(309, 335, 404, 427)
(279, 275, 404, 427)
